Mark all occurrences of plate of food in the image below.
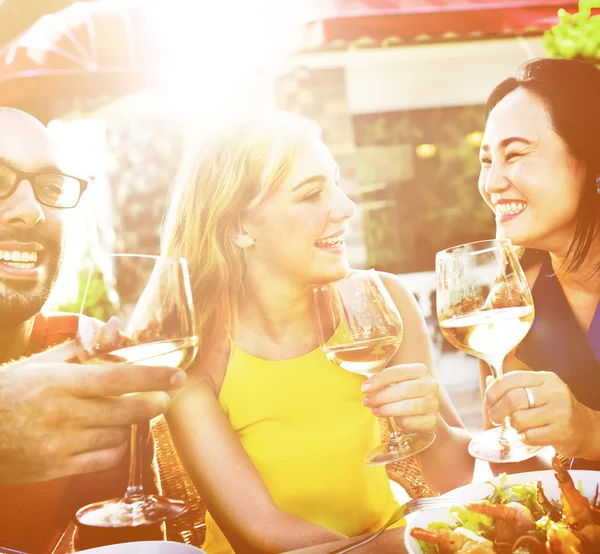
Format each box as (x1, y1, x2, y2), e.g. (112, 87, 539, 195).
(404, 457, 600, 553)
(78, 542, 205, 554)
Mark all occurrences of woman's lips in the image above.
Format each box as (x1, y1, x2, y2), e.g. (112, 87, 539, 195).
(315, 241, 346, 254)
(495, 202, 527, 223)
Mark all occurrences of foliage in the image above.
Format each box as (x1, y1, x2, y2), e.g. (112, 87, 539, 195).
(354, 105, 495, 274)
(57, 263, 118, 322)
(544, 1, 600, 64)
(48, 192, 119, 322)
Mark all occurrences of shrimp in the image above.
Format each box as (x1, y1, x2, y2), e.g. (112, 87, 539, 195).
(465, 501, 535, 544)
(537, 480, 562, 522)
(545, 521, 583, 554)
(552, 456, 600, 529)
(409, 527, 494, 554)
(578, 523, 600, 550)
(511, 534, 546, 554)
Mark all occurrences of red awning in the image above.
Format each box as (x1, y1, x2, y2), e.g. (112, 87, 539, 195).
(0, 0, 164, 107)
(293, 0, 581, 51)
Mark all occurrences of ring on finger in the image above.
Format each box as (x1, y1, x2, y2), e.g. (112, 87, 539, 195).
(524, 386, 536, 409)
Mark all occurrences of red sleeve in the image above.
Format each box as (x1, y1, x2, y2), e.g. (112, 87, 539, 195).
(26, 312, 80, 356)
(26, 313, 164, 549)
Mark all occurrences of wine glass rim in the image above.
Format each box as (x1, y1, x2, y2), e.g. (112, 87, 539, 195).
(311, 268, 377, 292)
(436, 239, 513, 258)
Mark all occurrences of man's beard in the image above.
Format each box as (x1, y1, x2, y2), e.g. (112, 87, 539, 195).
(0, 227, 63, 330)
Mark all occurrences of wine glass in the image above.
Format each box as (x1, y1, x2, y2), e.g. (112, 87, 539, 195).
(313, 269, 435, 465)
(74, 254, 198, 527)
(435, 239, 542, 463)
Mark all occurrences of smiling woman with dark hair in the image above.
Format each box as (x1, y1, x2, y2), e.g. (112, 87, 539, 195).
(478, 58, 600, 471)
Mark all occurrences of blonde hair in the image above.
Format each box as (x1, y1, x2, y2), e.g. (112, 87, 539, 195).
(162, 111, 321, 359)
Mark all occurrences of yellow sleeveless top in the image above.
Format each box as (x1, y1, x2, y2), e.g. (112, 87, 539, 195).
(202, 342, 399, 554)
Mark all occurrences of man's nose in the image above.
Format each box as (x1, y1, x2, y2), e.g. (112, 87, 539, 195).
(0, 180, 45, 228)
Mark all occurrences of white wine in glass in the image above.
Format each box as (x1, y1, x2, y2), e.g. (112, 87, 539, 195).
(436, 239, 541, 463)
(314, 269, 435, 465)
(323, 336, 403, 376)
(75, 254, 198, 528)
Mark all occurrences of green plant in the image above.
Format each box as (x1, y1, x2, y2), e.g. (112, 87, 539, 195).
(57, 262, 118, 322)
(544, 1, 600, 63)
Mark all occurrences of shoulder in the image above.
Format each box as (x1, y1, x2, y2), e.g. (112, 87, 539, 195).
(524, 262, 544, 290)
(347, 269, 411, 294)
(187, 333, 231, 397)
(29, 311, 80, 354)
(347, 269, 418, 308)
(39, 311, 80, 327)
(376, 271, 417, 305)
(518, 248, 547, 289)
(369, 270, 424, 322)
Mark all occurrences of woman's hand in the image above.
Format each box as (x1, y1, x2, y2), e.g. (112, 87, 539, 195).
(484, 370, 591, 458)
(361, 363, 440, 433)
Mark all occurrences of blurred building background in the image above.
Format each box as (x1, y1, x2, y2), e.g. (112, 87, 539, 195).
(0, 0, 594, 431)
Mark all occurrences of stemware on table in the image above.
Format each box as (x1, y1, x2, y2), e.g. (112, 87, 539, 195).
(75, 254, 198, 528)
(435, 239, 541, 463)
(314, 269, 435, 465)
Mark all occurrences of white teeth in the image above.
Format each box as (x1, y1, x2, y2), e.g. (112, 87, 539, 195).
(0, 250, 39, 264)
(496, 202, 526, 216)
(4, 261, 35, 269)
(316, 235, 345, 247)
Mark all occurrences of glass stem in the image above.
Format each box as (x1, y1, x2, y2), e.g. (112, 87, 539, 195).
(386, 417, 406, 448)
(488, 357, 514, 446)
(123, 424, 145, 503)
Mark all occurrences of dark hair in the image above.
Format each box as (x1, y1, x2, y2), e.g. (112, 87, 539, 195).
(486, 58, 600, 274)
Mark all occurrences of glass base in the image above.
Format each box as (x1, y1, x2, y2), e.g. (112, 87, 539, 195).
(469, 426, 544, 463)
(76, 494, 188, 528)
(365, 432, 436, 465)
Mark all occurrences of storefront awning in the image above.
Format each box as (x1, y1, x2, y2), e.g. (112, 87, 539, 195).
(293, 0, 581, 51)
(0, 0, 163, 108)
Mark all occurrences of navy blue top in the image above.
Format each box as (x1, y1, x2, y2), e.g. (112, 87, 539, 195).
(515, 255, 600, 469)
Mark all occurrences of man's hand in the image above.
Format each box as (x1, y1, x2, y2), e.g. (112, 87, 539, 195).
(0, 358, 186, 484)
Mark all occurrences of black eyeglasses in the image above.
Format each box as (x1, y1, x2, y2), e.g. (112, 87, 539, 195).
(0, 165, 88, 209)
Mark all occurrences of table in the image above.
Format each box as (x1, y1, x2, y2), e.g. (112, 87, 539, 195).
(53, 461, 494, 553)
(283, 528, 407, 554)
(283, 459, 494, 554)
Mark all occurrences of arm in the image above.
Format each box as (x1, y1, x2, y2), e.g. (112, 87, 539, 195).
(167, 380, 346, 554)
(576, 410, 600, 461)
(368, 272, 474, 493)
(0, 351, 184, 484)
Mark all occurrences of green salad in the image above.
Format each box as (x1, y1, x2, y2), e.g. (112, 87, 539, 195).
(410, 460, 600, 554)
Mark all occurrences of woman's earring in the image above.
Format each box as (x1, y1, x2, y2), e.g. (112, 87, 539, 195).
(597, 175, 600, 195)
(234, 234, 255, 248)
(233, 223, 255, 248)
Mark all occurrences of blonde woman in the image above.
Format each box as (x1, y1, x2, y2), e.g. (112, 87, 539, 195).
(162, 112, 473, 554)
